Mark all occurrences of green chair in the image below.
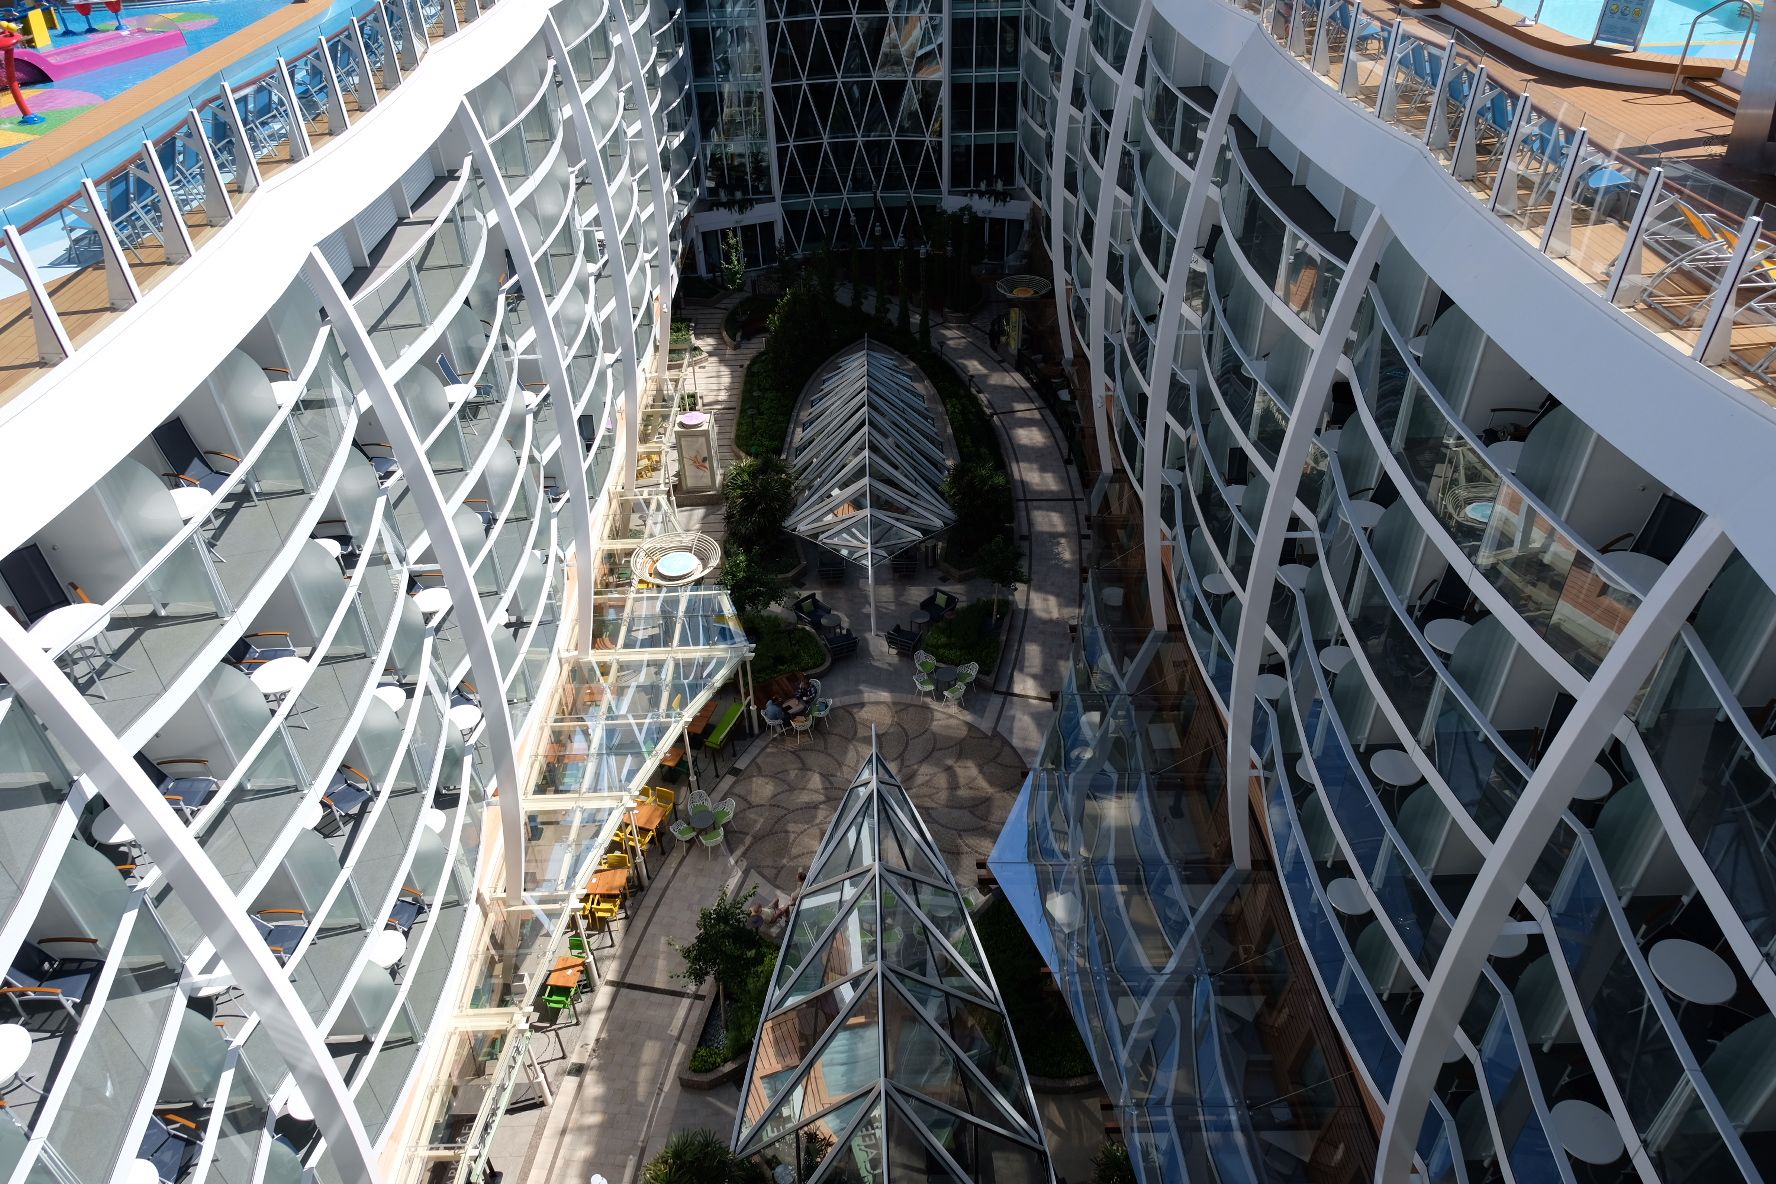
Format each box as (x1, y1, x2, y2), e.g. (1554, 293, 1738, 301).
(954, 661, 980, 685)
(943, 682, 967, 707)
(913, 650, 938, 675)
(913, 673, 936, 698)
(670, 819, 696, 842)
(698, 826, 725, 856)
(541, 983, 576, 1011)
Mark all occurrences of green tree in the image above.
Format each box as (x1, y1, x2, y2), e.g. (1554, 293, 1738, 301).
(719, 227, 746, 291)
(942, 459, 1013, 552)
(977, 534, 1028, 622)
(671, 886, 763, 1000)
(721, 545, 790, 618)
(642, 1129, 768, 1184)
(721, 454, 799, 554)
(1093, 1139, 1137, 1184)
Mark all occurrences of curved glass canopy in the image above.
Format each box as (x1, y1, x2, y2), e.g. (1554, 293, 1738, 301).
(785, 343, 956, 568)
(732, 738, 1054, 1183)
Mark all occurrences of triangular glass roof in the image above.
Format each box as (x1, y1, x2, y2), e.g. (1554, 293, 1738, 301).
(734, 737, 1054, 1182)
(785, 343, 956, 567)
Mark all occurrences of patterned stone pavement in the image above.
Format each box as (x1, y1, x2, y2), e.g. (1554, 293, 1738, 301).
(725, 698, 1028, 895)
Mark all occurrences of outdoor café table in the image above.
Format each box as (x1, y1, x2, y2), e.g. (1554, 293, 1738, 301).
(547, 956, 586, 988)
(687, 700, 719, 738)
(688, 803, 716, 830)
(584, 869, 629, 898)
(630, 802, 668, 831)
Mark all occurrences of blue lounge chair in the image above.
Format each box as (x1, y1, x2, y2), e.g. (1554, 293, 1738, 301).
(2, 939, 104, 1019)
(139, 1114, 201, 1184)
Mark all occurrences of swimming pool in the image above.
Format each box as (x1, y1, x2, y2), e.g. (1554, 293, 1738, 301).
(0, 0, 288, 158)
(1534, 0, 1758, 56)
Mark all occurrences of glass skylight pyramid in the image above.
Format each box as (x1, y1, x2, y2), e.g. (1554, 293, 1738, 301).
(785, 344, 956, 569)
(732, 739, 1053, 1182)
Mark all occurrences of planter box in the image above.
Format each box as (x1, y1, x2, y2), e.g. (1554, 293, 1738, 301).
(677, 992, 749, 1090)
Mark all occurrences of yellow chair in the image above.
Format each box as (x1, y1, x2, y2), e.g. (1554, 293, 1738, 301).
(601, 851, 631, 870)
(644, 785, 676, 807)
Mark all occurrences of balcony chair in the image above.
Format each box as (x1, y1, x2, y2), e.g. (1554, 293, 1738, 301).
(435, 351, 496, 416)
(2, 939, 104, 1020)
(319, 766, 375, 831)
(135, 755, 220, 819)
(312, 519, 361, 571)
(887, 625, 923, 655)
(252, 910, 309, 964)
(387, 887, 429, 935)
(225, 632, 298, 669)
(152, 419, 246, 498)
(353, 441, 402, 488)
(139, 1112, 202, 1184)
(0, 544, 72, 625)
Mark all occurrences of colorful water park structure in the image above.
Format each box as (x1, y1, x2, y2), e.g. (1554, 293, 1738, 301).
(0, 0, 185, 85)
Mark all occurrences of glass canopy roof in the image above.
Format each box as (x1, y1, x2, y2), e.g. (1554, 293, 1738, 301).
(732, 739, 1054, 1183)
(785, 343, 956, 566)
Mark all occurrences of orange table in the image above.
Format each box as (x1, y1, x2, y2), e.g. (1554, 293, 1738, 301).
(547, 955, 586, 988)
(687, 699, 719, 737)
(584, 868, 629, 897)
(629, 802, 668, 832)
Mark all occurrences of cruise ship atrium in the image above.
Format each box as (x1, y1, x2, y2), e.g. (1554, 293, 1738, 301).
(0, 0, 1770, 1175)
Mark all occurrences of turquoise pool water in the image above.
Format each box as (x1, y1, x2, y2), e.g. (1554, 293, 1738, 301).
(1535, 0, 1757, 55)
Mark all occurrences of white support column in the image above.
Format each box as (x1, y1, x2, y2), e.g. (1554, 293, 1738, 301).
(216, 82, 263, 196)
(302, 251, 529, 906)
(1083, 0, 1157, 487)
(1376, 520, 1735, 1180)
(75, 178, 141, 310)
(273, 56, 316, 162)
(129, 139, 195, 263)
(1140, 82, 1240, 629)
(455, 100, 599, 660)
(545, 17, 644, 498)
(1222, 211, 1389, 871)
(0, 225, 72, 364)
(0, 617, 382, 1184)
(181, 109, 236, 227)
(348, 19, 382, 112)
(611, 0, 676, 312)
(1045, 0, 1087, 367)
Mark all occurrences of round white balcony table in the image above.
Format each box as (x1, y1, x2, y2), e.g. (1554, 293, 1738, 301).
(1224, 484, 1246, 509)
(1549, 1098, 1624, 1165)
(277, 1088, 314, 1123)
(1255, 673, 1288, 700)
(1345, 499, 1385, 530)
(1491, 929, 1530, 960)
(186, 970, 235, 999)
(126, 1160, 160, 1184)
(167, 486, 215, 525)
(91, 808, 134, 846)
(312, 538, 343, 560)
(523, 387, 549, 413)
(420, 807, 448, 833)
(1648, 938, 1736, 1006)
(653, 550, 698, 582)
(1423, 618, 1471, 654)
(443, 384, 474, 410)
(1407, 334, 1429, 357)
(1318, 428, 1342, 453)
(1369, 749, 1419, 787)
(1573, 762, 1614, 802)
(1201, 572, 1234, 596)
(293, 799, 324, 831)
(373, 685, 408, 712)
(1463, 501, 1496, 526)
(29, 603, 109, 656)
(1488, 439, 1524, 472)
(1602, 551, 1667, 596)
(251, 655, 308, 704)
(1319, 645, 1354, 674)
(366, 929, 406, 969)
(448, 702, 484, 733)
(0, 1023, 31, 1081)
(1294, 756, 1318, 786)
(412, 587, 453, 616)
(1277, 563, 1313, 590)
(1325, 877, 1370, 915)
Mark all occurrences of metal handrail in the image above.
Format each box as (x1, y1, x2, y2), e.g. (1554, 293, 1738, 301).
(1670, 0, 1757, 93)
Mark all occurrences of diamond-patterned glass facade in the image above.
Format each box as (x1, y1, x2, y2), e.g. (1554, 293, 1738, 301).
(733, 744, 1054, 1182)
(767, 0, 946, 251)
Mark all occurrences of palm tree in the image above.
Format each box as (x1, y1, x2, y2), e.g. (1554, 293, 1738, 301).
(642, 1129, 766, 1184)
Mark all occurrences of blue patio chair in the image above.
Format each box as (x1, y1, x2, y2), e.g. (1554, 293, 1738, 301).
(139, 1113, 201, 1184)
(387, 887, 429, 934)
(2, 939, 104, 1019)
(353, 440, 402, 487)
(135, 754, 219, 818)
(226, 631, 298, 670)
(253, 910, 309, 964)
(320, 766, 374, 830)
(435, 352, 496, 415)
